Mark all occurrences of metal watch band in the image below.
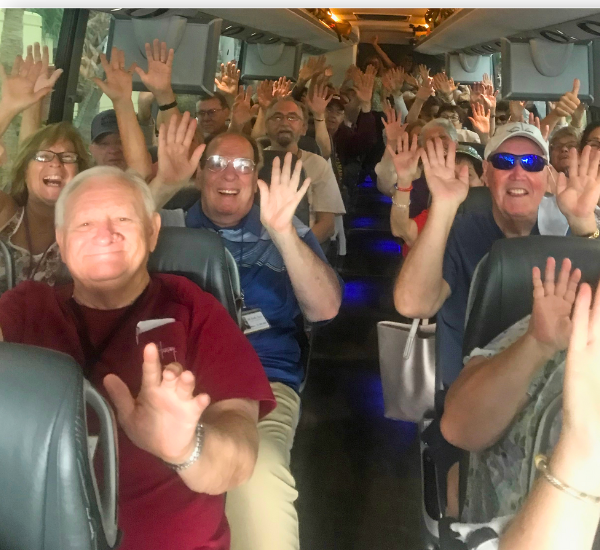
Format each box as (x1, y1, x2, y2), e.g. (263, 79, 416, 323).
(164, 422, 205, 472)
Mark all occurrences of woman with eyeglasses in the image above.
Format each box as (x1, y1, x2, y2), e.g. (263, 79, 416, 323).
(0, 52, 89, 293)
(437, 103, 481, 144)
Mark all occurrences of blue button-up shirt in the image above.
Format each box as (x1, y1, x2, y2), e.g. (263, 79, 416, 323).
(185, 202, 338, 392)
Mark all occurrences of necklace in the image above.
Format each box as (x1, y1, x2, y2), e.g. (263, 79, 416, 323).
(23, 207, 55, 280)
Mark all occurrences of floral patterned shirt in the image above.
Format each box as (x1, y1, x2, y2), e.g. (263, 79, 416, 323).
(461, 315, 564, 523)
(0, 207, 67, 294)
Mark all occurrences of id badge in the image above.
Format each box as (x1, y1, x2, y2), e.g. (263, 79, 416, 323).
(242, 308, 271, 335)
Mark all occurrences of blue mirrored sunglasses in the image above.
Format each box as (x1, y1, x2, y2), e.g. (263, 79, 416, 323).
(488, 153, 547, 172)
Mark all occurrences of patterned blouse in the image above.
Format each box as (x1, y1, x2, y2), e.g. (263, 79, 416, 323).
(0, 207, 66, 294)
(461, 315, 564, 524)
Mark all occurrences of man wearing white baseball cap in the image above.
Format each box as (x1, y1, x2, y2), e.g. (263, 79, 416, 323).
(395, 121, 600, 387)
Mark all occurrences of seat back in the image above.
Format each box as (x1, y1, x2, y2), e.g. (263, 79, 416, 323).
(464, 235, 600, 357)
(0, 239, 14, 293)
(0, 343, 119, 550)
(148, 227, 243, 327)
(259, 150, 311, 226)
(456, 186, 492, 216)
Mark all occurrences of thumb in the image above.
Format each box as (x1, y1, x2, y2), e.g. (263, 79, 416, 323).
(190, 143, 205, 168)
(256, 178, 268, 197)
(91, 77, 108, 94)
(33, 86, 53, 102)
(48, 68, 63, 86)
(103, 374, 135, 421)
(458, 163, 470, 186)
(134, 66, 147, 80)
(573, 78, 580, 96)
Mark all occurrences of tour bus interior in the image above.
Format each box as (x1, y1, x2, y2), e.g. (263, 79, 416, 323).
(2, 6, 600, 550)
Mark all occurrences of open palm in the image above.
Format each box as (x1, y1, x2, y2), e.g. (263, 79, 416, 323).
(257, 153, 311, 236)
(135, 39, 173, 97)
(421, 138, 469, 206)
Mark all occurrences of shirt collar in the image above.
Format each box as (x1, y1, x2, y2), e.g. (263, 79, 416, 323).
(186, 201, 263, 237)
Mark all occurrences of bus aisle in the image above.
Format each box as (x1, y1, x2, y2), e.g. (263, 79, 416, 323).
(293, 174, 423, 550)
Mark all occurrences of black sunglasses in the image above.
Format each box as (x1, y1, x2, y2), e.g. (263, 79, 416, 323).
(488, 153, 547, 173)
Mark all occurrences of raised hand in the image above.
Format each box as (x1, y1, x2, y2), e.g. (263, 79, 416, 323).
(481, 87, 498, 112)
(469, 102, 490, 136)
(306, 77, 333, 118)
(416, 76, 435, 101)
(214, 60, 240, 97)
(29, 42, 63, 94)
(556, 145, 600, 235)
(92, 47, 137, 105)
(418, 64, 430, 83)
(382, 99, 404, 143)
(257, 79, 274, 111)
(404, 72, 419, 89)
(230, 85, 254, 129)
(562, 277, 600, 453)
(298, 55, 327, 83)
(386, 131, 420, 187)
(527, 257, 581, 359)
(553, 78, 581, 118)
(382, 67, 405, 95)
(134, 39, 174, 103)
(103, 343, 211, 463)
(273, 76, 292, 98)
(420, 138, 469, 207)
(354, 66, 376, 108)
(0, 50, 54, 115)
(432, 72, 456, 96)
(157, 111, 205, 186)
(468, 81, 485, 104)
(529, 112, 550, 142)
(509, 100, 526, 122)
(256, 152, 311, 236)
(482, 73, 494, 93)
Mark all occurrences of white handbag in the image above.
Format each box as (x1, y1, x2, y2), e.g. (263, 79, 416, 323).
(377, 318, 436, 422)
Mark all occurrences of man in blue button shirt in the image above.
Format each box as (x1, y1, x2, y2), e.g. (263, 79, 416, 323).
(162, 131, 343, 550)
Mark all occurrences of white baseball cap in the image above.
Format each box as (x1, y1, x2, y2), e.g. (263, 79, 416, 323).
(483, 122, 549, 160)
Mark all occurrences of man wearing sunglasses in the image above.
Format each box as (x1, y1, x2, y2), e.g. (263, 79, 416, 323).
(161, 131, 343, 550)
(395, 121, 600, 389)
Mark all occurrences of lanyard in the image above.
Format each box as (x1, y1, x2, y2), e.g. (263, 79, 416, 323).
(69, 285, 149, 374)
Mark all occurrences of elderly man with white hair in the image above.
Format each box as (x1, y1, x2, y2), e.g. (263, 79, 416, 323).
(0, 162, 276, 550)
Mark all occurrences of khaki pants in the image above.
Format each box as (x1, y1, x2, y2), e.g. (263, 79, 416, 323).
(226, 382, 301, 550)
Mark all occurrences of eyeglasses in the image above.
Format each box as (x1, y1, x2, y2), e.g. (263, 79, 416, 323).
(551, 141, 578, 151)
(33, 150, 79, 164)
(197, 108, 225, 118)
(205, 155, 255, 175)
(268, 113, 303, 124)
(488, 153, 547, 172)
(440, 113, 460, 121)
(585, 139, 600, 150)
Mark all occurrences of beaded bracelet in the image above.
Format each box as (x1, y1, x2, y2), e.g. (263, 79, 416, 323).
(535, 454, 600, 505)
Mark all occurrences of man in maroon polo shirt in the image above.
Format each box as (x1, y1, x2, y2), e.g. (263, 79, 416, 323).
(0, 165, 275, 550)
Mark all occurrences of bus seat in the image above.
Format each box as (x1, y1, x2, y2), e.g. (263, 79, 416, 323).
(162, 187, 201, 211)
(148, 227, 243, 327)
(0, 342, 119, 550)
(258, 150, 311, 226)
(456, 186, 492, 216)
(464, 235, 600, 358)
(0, 239, 15, 292)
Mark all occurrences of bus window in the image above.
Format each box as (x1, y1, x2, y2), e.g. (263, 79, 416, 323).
(0, 8, 65, 187)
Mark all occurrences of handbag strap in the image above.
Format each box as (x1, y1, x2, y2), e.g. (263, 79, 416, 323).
(402, 318, 432, 359)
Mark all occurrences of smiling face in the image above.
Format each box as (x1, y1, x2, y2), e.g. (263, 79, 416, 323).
(485, 137, 548, 222)
(197, 97, 230, 138)
(265, 100, 307, 149)
(197, 134, 258, 228)
(25, 138, 80, 207)
(550, 133, 579, 174)
(56, 176, 160, 291)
